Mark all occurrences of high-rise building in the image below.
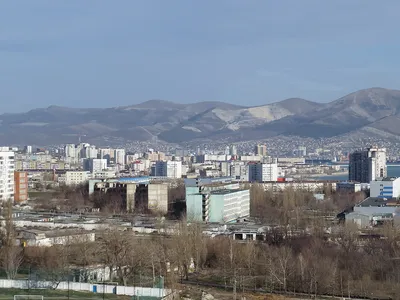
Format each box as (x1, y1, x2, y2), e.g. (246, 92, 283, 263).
(349, 147, 387, 183)
(24, 146, 32, 154)
(151, 161, 182, 178)
(84, 158, 107, 173)
(248, 162, 278, 182)
(14, 171, 28, 202)
(254, 144, 267, 156)
(114, 149, 126, 166)
(0, 148, 15, 201)
(99, 148, 113, 164)
(229, 145, 237, 156)
(65, 144, 76, 159)
(80, 145, 98, 159)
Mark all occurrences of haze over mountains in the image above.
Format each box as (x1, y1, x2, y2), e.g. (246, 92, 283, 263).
(1, 87, 400, 145)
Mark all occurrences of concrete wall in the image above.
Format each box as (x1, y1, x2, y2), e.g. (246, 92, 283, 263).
(126, 183, 137, 212)
(0, 279, 170, 297)
(148, 184, 168, 213)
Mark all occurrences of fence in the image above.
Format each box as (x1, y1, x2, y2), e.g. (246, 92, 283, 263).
(0, 279, 170, 298)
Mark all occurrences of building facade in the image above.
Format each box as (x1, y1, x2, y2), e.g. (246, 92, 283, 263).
(61, 171, 91, 186)
(336, 182, 362, 193)
(254, 144, 267, 156)
(185, 178, 250, 223)
(248, 163, 278, 182)
(0, 149, 15, 201)
(14, 171, 28, 202)
(349, 147, 386, 183)
(84, 158, 107, 173)
(370, 177, 400, 198)
(114, 149, 126, 166)
(152, 161, 182, 178)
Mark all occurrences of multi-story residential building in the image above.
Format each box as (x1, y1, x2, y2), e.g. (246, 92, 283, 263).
(370, 177, 400, 198)
(14, 171, 28, 202)
(151, 161, 182, 178)
(254, 144, 267, 156)
(60, 171, 91, 186)
(80, 145, 98, 159)
(229, 145, 237, 156)
(65, 144, 76, 161)
(349, 147, 386, 183)
(24, 146, 32, 154)
(99, 148, 114, 164)
(248, 163, 278, 182)
(336, 182, 362, 194)
(84, 158, 107, 173)
(114, 149, 126, 166)
(185, 178, 250, 223)
(0, 148, 15, 201)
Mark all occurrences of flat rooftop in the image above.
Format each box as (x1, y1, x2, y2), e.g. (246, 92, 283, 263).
(210, 189, 246, 195)
(357, 197, 400, 207)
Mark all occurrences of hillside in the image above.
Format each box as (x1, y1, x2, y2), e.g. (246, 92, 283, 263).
(1, 88, 400, 145)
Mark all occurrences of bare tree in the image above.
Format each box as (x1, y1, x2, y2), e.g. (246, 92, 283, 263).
(0, 200, 23, 279)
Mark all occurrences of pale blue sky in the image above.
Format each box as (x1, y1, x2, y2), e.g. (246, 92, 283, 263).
(1, 0, 400, 112)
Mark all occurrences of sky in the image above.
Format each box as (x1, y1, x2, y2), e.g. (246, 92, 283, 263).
(1, 0, 400, 112)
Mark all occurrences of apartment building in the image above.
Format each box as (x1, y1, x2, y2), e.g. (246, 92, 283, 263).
(151, 161, 182, 178)
(349, 147, 386, 183)
(0, 149, 15, 201)
(248, 162, 278, 182)
(14, 171, 28, 202)
(254, 144, 267, 156)
(185, 178, 250, 223)
(84, 158, 107, 173)
(114, 149, 126, 166)
(59, 171, 91, 186)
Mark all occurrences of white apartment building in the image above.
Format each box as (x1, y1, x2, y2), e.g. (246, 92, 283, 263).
(254, 144, 267, 156)
(0, 149, 15, 201)
(85, 158, 107, 173)
(81, 145, 98, 159)
(65, 144, 76, 159)
(60, 171, 91, 186)
(370, 177, 400, 198)
(152, 161, 182, 178)
(248, 163, 278, 182)
(114, 149, 126, 166)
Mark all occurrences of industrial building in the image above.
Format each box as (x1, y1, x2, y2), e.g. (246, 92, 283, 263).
(0, 148, 15, 201)
(349, 147, 386, 183)
(90, 177, 169, 213)
(370, 177, 400, 198)
(185, 177, 250, 223)
(345, 197, 400, 228)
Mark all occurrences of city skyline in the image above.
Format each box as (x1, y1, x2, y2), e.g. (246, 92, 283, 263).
(2, 1, 400, 112)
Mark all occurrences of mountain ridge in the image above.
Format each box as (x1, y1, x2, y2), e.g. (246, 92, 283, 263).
(2, 87, 400, 145)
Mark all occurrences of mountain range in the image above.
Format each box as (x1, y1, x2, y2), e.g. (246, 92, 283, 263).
(2, 87, 400, 145)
